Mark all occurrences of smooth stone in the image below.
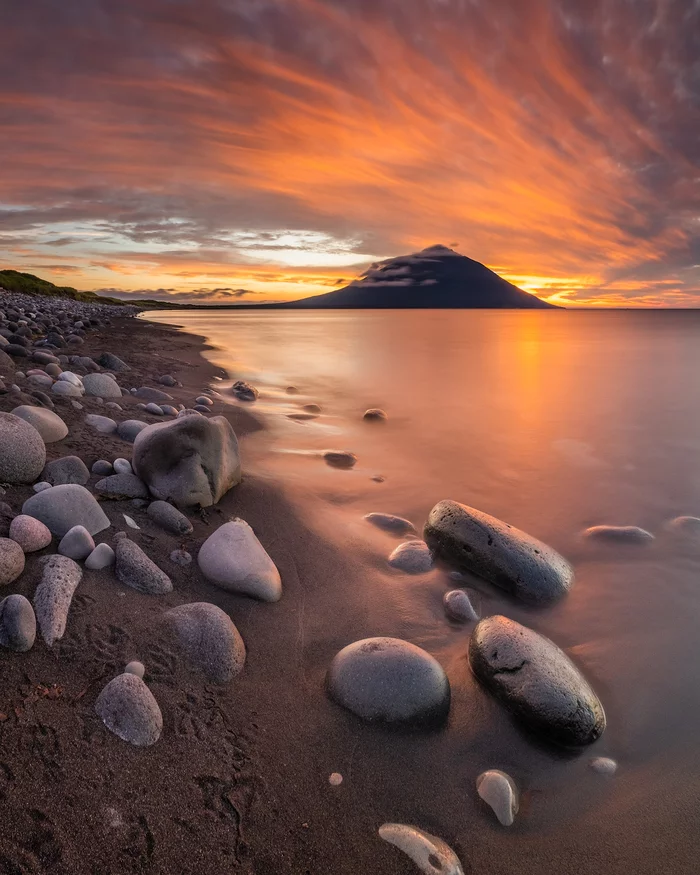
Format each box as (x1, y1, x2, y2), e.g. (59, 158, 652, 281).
(329, 772, 343, 786)
(0, 594, 36, 651)
(85, 413, 118, 435)
(133, 415, 241, 508)
(147, 501, 193, 535)
(42, 455, 90, 486)
(378, 824, 464, 875)
(170, 549, 192, 566)
(590, 757, 618, 776)
(193, 405, 211, 414)
(230, 380, 258, 401)
(114, 538, 173, 595)
(177, 408, 202, 418)
(117, 419, 148, 442)
(98, 352, 130, 372)
(85, 542, 116, 569)
(33, 481, 52, 493)
(45, 363, 62, 376)
(160, 405, 178, 416)
(23, 484, 111, 537)
(9, 514, 52, 552)
(27, 373, 53, 390)
(70, 400, 83, 410)
(165, 602, 246, 683)
(10, 405, 68, 443)
(364, 512, 416, 535)
(424, 500, 574, 605)
(144, 402, 164, 415)
(135, 386, 174, 403)
(95, 673, 162, 746)
(51, 380, 83, 397)
(363, 408, 388, 422)
(198, 519, 282, 602)
(91, 460, 114, 475)
(125, 660, 145, 678)
(469, 615, 606, 747)
(0, 411, 47, 483)
(327, 637, 450, 725)
(82, 373, 122, 398)
(33, 554, 82, 645)
(285, 386, 299, 394)
(388, 540, 433, 573)
(58, 525, 95, 561)
(0, 537, 26, 585)
(665, 516, 700, 536)
(476, 770, 519, 826)
(113, 458, 132, 475)
(583, 525, 654, 543)
(287, 412, 318, 421)
(104, 402, 122, 411)
(303, 404, 322, 413)
(159, 375, 177, 386)
(443, 590, 479, 622)
(195, 395, 213, 406)
(323, 450, 357, 469)
(94, 473, 149, 500)
(123, 514, 140, 529)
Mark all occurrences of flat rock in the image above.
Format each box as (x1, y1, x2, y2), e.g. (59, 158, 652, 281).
(583, 525, 654, 543)
(42, 455, 90, 486)
(0, 537, 25, 585)
(0, 594, 36, 651)
(198, 519, 281, 602)
(9, 514, 52, 553)
(11, 405, 68, 443)
(117, 419, 148, 442)
(388, 540, 433, 573)
(469, 615, 606, 747)
(58, 525, 95, 561)
(147, 500, 193, 535)
(133, 415, 241, 508)
(94, 473, 149, 500)
(0, 411, 47, 483)
(85, 542, 116, 569)
(95, 673, 162, 746)
(324, 450, 357, 469)
(82, 373, 122, 398)
(85, 414, 118, 435)
(364, 512, 415, 535)
(23, 484, 111, 537)
(424, 500, 573, 605)
(327, 637, 450, 725)
(115, 538, 173, 595)
(165, 602, 246, 683)
(33, 554, 82, 646)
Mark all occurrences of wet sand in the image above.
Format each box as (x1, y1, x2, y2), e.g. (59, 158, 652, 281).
(1, 312, 698, 873)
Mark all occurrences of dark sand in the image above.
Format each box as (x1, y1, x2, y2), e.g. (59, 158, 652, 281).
(0, 315, 697, 874)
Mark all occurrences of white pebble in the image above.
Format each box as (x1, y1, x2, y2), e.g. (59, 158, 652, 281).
(378, 823, 464, 875)
(590, 756, 617, 776)
(123, 514, 140, 529)
(476, 770, 519, 826)
(124, 660, 145, 679)
(329, 772, 343, 786)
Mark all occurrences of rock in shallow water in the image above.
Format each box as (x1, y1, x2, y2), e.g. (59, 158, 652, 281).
(115, 538, 172, 595)
(33, 554, 82, 646)
(424, 500, 573, 605)
(590, 756, 617, 776)
(0, 593, 36, 651)
(23, 484, 110, 537)
(364, 512, 415, 535)
(388, 540, 433, 574)
(230, 380, 258, 401)
(0, 537, 26, 585)
(378, 824, 464, 875)
(476, 770, 519, 826)
(0, 411, 47, 484)
(198, 519, 281, 602)
(583, 525, 654, 543)
(443, 589, 478, 622)
(323, 450, 357, 469)
(363, 408, 388, 423)
(469, 615, 606, 747)
(9, 514, 52, 553)
(327, 637, 450, 725)
(95, 673, 162, 746)
(166, 602, 246, 683)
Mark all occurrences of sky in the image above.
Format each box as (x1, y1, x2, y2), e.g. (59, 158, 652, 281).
(0, 0, 698, 307)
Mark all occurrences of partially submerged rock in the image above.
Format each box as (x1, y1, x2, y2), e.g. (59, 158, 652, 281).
(583, 525, 654, 543)
(424, 500, 573, 604)
(114, 538, 173, 595)
(23, 484, 111, 537)
(469, 615, 606, 747)
(116, 419, 148, 442)
(476, 770, 519, 826)
(0, 593, 36, 652)
(33, 554, 82, 646)
(327, 637, 450, 725)
(323, 450, 357, 469)
(95, 673, 162, 746)
(230, 380, 258, 401)
(378, 824, 464, 875)
(443, 589, 479, 622)
(388, 540, 433, 574)
(590, 756, 618, 776)
(363, 408, 388, 423)
(198, 519, 282, 602)
(165, 602, 246, 683)
(0, 411, 47, 483)
(364, 512, 415, 535)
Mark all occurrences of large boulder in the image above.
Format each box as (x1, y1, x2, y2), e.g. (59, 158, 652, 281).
(327, 637, 450, 725)
(197, 519, 281, 602)
(133, 415, 241, 508)
(469, 615, 606, 747)
(95, 673, 162, 746)
(0, 411, 47, 483)
(22, 484, 110, 537)
(10, 405, 68, 443)
(165, 602, 246, 683)
(424, 500, 573, 605)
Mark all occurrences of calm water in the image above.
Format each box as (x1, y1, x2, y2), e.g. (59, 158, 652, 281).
(145, 309, 700, 864)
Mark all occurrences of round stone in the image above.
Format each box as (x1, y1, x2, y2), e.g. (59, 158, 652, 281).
(443, 589, 478, 622)
(165, 602, 246, 683)
(476, 770, 519, 826)
(364, 513, 415, 535)
(363, 408, 388, 422)
(95, 673, 162, 746)
(91, 460, 114, 475)
(113, 458, 132, 475)
(9, 514, 52, 553)
(10, 405, 68, 443)
(124, 660, 145, 679)
(58, 525, 95, 561)
(323, 450, 357, 469)
(0, 537, 26, 586)
(0, 594, 36, 651)
(42, 455, 90, 486)
(82, 373, 122, 398)
(116, 420, 148, 442)
(22, 484, 111, 537)
(0, 411, 47, 483)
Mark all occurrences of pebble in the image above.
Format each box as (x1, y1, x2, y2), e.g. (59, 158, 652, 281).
(0, 411, 47, 483)
(95, 673, 162, 746)
(583, 525, 654, 543)
(22, 483, 111, 536)
(158, 375, 177, 386)
(42, 455, 90, 486)
(303, 404, 321, 413)
(135, 387, 174, 404)
(123, 514, 140, 529)
(116, 419, 148, 442)
(82, 373, 122, 398)
(147, 501, 193, 535)
(98, 352, 130, 372)
(590, 757, 618, 776)
(160, 405, 179, 416)
(198, 519, 282, 602)
(443, 589, 478, 622)
(230, 380, 259, 401)
(364, 512, 416, 535)
(193, 405, 211, 414)
(9, 515, 52, 553)
(424, 500, 573, 605)
(0, 593, 36, 652)
(84, 413, 118, 435)
(94, 473, 149, 500)
(0, 537, 26, 585)
(166, 602, 246, 683)
(33, 481, 52, 493)
(388, 540, 433, 573)
(10, 405, 68, 443)
(85, 542, 116, 569)
(113, 458, 133, 475)
(114, 538, 173, 595)
(124, 660, 145, 678)
(476, 770, 519, 826)
(58, 525, 96, 561)
(51, 380, 83, 397)
(378, 824, 464, 875)
(329, 772, 343, 786)
(327, 637, 450, 725)
(363, 408, 388, 422)
(57, 371, 83, 388)
(33, 554, 82, 646)
(665, 516, 700, 536)
(170, 549, 192, 566)
(195, 395, 213, 406)
(91, 460, 114, 475)
(145, 402, 164, 415)
(323, 450, 357, 469)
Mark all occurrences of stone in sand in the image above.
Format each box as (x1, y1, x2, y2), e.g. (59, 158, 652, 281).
(590, 757, 618, 776)
(198, 519, 281, 602)
(323, 450, 357, 469)
(147, 500, 193, 535)
(0, 594, 36, 652)
(91, 460, 114, 475)
(583, 525, 654, 543)
(193, 405, 211, 414)
(94, 473, 149, 500)
(476, 770, 519, 826)
(124, 660, 145, 678)
(33, 554, 82, 646)
(51, 380, 83, 398)
(42, 455, 90, 486)
(364, 512, 415, 535)
(23, 484, 111, 537)
(170, 549, 192, 566)
(9, 514, 52, 553)
(144, 402, 164, 415)
(117, 419, 148, 442)
(363, 408, 388, 422)
(98, 352, 130, 372)
(114, 538, 173, 595)
(95, 673, 162, 746)
(58, 525, 95, 561)
(378, 824, 464, 875)
(230, 380, 258, 401)
(165, 602, 246, 683)
(469, 615, 606, 747)
(424, 500, 573, 605)
(135, 386, 174, 403)
(303, 404, 321, 413)
(85, 542, 116, 569)
(82, 372, 122, 398)
(33, 482, 52, 493)
(0, 538, 25, 585)
(113, 458, 132, 475)
(388, 540, 433, 574)
(160, 405, 178, 416)
(665, 516, 700, 536)
(84, 413, 118, 435)
(0, 411, 47, 483)
(133, 415, 241, 508)
(443, 589, 478, 622)
(10, 405, 68, 443)
(195, 395, 213, 406)
(327, 637, 450, 725)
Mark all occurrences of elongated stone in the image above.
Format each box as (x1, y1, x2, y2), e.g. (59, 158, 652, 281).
(378, 824, 464, 875)
(33, 554, 82, 646)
